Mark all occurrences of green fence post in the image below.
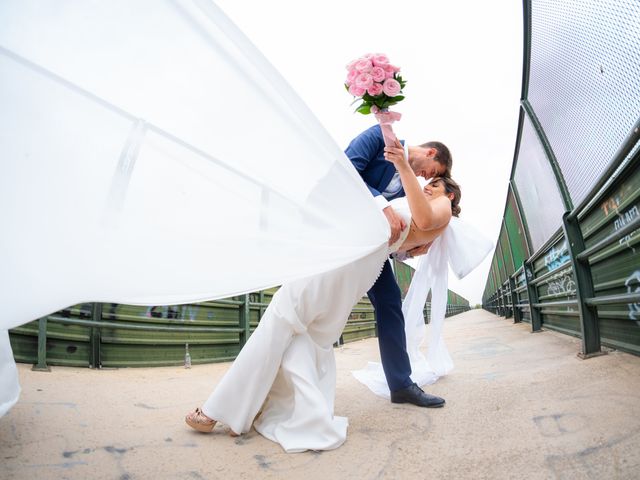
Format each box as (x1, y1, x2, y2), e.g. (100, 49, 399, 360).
(504, 283, 510, 316)
(504, 281, 513, 319)
(502, 284, 509, 317)
(239, 294, 251, 347)
(510, 276, 522, 323)
(32, 316, 51, 371)
(524, 261, 543, 332)
(90, 302, 102, 369)
(259, 290, 265, 319)
(562, 212, 605, 358)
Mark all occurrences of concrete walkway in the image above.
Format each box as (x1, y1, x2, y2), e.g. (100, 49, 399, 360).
(2, 310, 640, 479)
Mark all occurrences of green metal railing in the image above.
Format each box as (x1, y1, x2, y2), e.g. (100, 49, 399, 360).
(483, 0, 640, 358)
(11, 260, 472, 369)
(485, 124, 640, 356)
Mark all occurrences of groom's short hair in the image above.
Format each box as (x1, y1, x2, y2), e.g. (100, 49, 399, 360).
(420, 141, 452, 176)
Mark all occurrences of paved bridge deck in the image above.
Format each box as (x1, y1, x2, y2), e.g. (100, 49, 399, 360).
(2, 309, 639, 479)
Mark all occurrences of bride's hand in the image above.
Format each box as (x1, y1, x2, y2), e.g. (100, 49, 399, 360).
(383, 139, 409, 169)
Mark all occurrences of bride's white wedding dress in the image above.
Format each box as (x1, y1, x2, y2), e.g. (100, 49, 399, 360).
(201, 198, 491, 452)
(200, 197, 411, 452)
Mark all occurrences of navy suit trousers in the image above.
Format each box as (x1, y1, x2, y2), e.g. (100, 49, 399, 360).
(367, 259, 413, 392)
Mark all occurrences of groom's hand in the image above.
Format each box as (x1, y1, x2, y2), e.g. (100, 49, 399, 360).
(383, 206, 406, 246)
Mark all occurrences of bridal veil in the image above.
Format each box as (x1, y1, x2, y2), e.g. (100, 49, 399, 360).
(0, 1, 388, 415)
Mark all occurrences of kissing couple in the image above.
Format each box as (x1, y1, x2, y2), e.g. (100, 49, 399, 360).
(185, 122, 486, 452)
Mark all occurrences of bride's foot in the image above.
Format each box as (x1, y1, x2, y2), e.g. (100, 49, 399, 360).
(185, 407, 216, 433)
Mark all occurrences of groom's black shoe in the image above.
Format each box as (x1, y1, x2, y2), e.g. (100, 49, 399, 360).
(390, 383, 445, 408)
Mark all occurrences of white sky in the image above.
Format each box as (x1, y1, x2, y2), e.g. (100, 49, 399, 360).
(215, 0, 524, 304)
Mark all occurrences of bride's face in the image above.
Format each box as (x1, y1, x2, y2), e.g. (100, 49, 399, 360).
(422, 178, 448, 199)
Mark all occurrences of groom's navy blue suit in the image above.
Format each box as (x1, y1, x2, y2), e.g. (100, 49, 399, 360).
(345, 125, 413, 392)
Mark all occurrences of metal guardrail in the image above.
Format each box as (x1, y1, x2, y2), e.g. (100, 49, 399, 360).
(576, 215, 640, 262)
(22, 295, 473, 370)
(484, 134, 639, 357)
(483, 0, 640, 361)
(30, 294, 264, 370)
(47, 315, 244, 333)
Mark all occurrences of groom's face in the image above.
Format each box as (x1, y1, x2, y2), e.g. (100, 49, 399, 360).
(413, 149, 447, 180)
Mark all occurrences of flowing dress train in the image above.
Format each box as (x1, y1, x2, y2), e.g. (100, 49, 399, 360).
(201, 198, 413, 452)
(202, 245, 389, 452)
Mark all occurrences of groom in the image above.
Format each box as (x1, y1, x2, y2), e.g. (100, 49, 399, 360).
(345, 124, 452, 407)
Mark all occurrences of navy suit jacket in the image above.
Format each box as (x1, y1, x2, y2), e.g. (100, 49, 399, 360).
(344, 125, 405, 200)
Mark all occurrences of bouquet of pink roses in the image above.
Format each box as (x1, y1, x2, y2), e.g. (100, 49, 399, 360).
(345, 53, 406, 146)
(345, 53, 406, 114)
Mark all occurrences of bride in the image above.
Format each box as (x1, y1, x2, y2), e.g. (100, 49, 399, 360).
(185, 142, 462, 453)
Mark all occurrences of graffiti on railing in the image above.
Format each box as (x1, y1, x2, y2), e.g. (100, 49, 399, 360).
(601, 193, 622, 217)
(625, 270, 640, 323)
(525, 266, 533, 281)
(143, 304, 208, 321)
(600, 181, 634, 217)
(547, 272, 576, 296)
(615, 205, 638, 251)
(146, 305, 180, 319)
(544, 241, 570, 272)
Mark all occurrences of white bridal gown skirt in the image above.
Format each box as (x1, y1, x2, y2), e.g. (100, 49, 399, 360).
(202, 243, 390, 453)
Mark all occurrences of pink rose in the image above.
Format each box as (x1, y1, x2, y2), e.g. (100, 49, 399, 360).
(382, 78, 401, 96)
(383, 64, 396, 78)
(348, 84, 366, 97)
(354, 59, 373, 73)
(372, 54, 390, 67)
(371, 66, 386, 82)
(345, 68, 359, 85)
(367, 82, 384, 96)
(346, 59, 358, 71)
(355, 72, 374, 89)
